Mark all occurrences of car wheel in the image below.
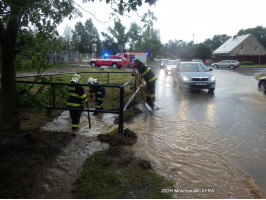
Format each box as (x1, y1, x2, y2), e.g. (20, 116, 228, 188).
(213, 65, 219, 69)
(91, 62, 96, 67)
(112, 63, 118, 68)
(259, 80, 266, 95)
(208, 88, 215, 93)
(230, 65, 235, 70)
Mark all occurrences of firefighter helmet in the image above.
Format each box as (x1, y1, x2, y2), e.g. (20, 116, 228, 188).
(88, 77, 97, 85)
(71, 73, 81, 83)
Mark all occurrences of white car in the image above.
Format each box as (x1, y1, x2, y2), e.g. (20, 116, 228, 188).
(164, 59, 181, 74)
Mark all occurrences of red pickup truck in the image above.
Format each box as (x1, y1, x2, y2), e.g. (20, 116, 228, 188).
(89, 55, 126, 69)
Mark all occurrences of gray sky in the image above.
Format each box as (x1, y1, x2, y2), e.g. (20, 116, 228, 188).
(57, 0, 266, 44)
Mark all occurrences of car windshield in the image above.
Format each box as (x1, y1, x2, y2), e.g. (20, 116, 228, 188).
(167, 60, 179, 65)
(181, 63, 208, 72)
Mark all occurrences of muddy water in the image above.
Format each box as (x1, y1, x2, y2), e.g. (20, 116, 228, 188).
(31, 112, 117, 198)
(126, 69, 265, 198)
(31, 68, 265, 198)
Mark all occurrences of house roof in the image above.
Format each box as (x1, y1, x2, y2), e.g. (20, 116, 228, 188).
(213, 34, 251, 54)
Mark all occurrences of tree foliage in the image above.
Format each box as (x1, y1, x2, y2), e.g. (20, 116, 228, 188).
(126, 22, 142, 51)
(163, 40, 189, 59)
(71, 19, 101, 53)
(236, 26, 266, 48)
(101, 19, 128, 53)
(0, 0, 157, 131)
(179, 43, 212, 61)
(138, 28, 162, 61)
(203, 34, 231, 51)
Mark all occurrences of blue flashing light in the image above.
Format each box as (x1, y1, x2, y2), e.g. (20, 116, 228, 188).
(146, 52, 149, 55)
(104, 53, 109, 56)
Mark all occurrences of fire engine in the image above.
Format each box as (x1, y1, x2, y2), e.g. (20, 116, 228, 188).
(116, 52, 147, 67)
(89, 55, 127, 69)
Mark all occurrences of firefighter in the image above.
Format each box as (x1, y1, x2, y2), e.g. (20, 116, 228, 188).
(67, 73, 89, 131)
(87, 77, 105, 115)
(133, 59, 157, 108)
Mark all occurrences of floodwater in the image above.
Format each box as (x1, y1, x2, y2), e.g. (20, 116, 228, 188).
(126, 68, 266, 198)
(32, 67, 266, 198)
(30, 112, 116, 198)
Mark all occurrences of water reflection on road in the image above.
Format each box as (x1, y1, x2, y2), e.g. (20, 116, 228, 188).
(127, 68, 266, 198)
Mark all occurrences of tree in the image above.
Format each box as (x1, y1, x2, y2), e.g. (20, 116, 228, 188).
(102, 19, 128, 53)
(163, 39, 188, 58)
(179, 44, 211, 61)
(63, 25, 72, 51)
(126, 22, 142, 51)
(71, 19, 101, 53)
(0, 0, 157, 131)
(237, 26, 266, 48)
(203, 34, 231, 51)
(84, 19, 101, 54)
(139, 28, 162, 61)
(71, 22, 88, 52)
(0, 0, 76, 131)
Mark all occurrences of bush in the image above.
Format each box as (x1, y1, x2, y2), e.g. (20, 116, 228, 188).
(240, 61, 254, 65)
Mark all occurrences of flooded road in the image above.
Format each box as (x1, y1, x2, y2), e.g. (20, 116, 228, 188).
(32, 66, 266, 198)
(127, 68, 266, 198)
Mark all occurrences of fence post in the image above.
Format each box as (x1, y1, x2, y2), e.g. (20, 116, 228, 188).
(52, 83, 55, 109)
(118, 86, 124, 133)
(134, 77, 137, 104)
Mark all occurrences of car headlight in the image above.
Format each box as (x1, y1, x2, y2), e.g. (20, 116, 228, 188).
(210, 76, 215, 81)
(182, 76, 189, 81)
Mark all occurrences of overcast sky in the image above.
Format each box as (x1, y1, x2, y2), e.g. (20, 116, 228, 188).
(57, 0, 266, 44)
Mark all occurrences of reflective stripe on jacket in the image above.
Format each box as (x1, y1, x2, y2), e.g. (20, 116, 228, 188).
(137, 62, 157, 83)
(89, 81, 105, 98)
(67, 83, 88, 108)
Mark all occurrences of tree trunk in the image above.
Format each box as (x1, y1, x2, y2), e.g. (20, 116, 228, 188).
(0, 20, 20, 132)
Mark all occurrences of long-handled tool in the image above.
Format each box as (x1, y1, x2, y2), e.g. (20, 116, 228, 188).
(133, 68, 159, 111)
(86, 103, 91, 129)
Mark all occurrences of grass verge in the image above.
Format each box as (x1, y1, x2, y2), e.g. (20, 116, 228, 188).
(72, 129, 174, 199)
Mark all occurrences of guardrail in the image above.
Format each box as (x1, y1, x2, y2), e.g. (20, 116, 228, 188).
(15, 71, 141, 133)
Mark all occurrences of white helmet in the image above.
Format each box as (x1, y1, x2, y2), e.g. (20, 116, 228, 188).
(71, 73, 81, 83)
(88, 77, 96, 84)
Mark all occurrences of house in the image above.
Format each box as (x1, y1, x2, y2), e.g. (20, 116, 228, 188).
(213, 34, 266, 64)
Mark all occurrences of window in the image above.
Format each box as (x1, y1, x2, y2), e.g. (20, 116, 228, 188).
(255, 46, 260, 52)
(113, 56, 121, 59)
(240, 45, 244, 51)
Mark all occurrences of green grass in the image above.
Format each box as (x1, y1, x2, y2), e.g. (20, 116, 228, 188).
(255, 73, 266, 80)
(72, 150, 174, 199)
(240, 64, 266, 68)
(17, 67, 143, 111)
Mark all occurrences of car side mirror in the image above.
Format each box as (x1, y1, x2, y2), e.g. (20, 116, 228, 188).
(209, 68, 213, 71)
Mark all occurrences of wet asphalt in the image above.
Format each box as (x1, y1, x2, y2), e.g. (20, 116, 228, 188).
(152, 66, 266, 197)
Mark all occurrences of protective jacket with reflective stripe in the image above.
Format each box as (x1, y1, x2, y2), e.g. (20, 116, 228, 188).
(136, 62, 157, 83)
(89, 81, 105, 99)
(67, 83, 88, 108)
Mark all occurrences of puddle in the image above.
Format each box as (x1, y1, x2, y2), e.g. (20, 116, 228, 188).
(30, 111, 117, 198)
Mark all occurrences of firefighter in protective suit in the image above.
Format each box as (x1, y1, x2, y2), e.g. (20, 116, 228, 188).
(67, 74, 89, 130)
(87, 77, 105, 115)
(133, 59, 157, 108)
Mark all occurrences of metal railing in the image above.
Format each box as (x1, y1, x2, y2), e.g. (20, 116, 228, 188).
(15, 71, 141, 133)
